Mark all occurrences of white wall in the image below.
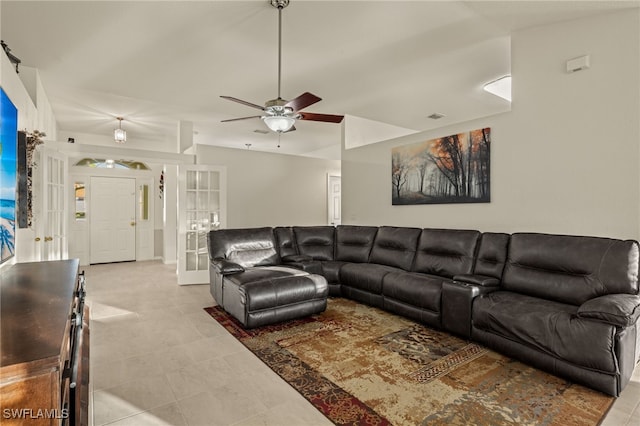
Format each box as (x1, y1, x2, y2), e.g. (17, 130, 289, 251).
(342, 9, 640, 240)
(195, 144, 340, 228)
(1, 50, 58, 265)
(0, 58, 57, 139)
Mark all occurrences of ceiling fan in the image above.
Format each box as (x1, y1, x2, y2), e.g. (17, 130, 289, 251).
(220, 0, 344, 133)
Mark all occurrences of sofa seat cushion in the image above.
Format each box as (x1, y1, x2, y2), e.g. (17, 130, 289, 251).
(236, 274, 328, 312)
(340, 263, 402, 294)
(225, 266, 308, 286)
(473, 291, 618, 373)
(221, 266, 329, 328)
(382, 272, 443, 313)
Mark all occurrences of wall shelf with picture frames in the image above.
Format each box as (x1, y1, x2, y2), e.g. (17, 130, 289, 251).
(178, 165, 226, 285)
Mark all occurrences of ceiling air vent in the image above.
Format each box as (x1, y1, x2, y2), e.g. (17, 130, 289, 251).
(253, 129, 269, 134)
(428, 113, 446, 120)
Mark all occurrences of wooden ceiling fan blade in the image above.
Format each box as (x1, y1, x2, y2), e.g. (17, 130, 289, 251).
(221, 115, 262, 122)
(220, 96, 265, 111)
(299, 112, 344, 123)
(285, 92, 322, 112)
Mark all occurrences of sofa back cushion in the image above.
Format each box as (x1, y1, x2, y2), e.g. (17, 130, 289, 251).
(274, 227, 297, 258)
(369, 226, 421, 270)
(412, 229, 480, 278)
(335, 225, 379, 263)
(502, 233, 640, 305)
(473, 232, 511, 279)
(207, 227, 279, 267)
(293, 226, 335, 260)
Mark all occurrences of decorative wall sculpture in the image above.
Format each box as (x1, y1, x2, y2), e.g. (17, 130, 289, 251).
(392, 128, 490, 205)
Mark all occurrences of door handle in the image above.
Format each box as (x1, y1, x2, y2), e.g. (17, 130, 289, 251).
(130, 221, 136, 227)
(35, 237, 41, 242)
(44, 236, 53, 242)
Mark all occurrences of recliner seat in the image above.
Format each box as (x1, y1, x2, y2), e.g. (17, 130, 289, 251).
(208, 227, 328, 328)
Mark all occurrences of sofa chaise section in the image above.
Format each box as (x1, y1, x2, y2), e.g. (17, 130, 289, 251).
(208, 227, 328, 328)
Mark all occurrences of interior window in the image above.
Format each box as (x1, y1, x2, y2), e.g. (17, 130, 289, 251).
(139, 184, 149, 221)
(74, 158, 150, 170)
(74, 182, 86, 220)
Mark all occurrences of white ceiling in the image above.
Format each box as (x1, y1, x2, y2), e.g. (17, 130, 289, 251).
(1, 1, 637, 159)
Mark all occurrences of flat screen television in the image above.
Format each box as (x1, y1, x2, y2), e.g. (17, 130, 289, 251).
(0, 87, 18, 264)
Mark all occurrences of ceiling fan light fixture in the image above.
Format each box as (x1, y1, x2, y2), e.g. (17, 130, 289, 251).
(262, 115, 295, 133)
(114, 117, 126, 143)
(219, 0, 343, 132)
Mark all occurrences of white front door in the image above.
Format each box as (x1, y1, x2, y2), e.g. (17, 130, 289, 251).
(328, 174, 341, 226)
(90, 176, 136, 264)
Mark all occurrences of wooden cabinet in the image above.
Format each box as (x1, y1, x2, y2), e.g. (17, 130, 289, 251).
(0, 259, 89, 425)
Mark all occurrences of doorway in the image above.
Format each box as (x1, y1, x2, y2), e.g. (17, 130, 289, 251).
(89, 176, 136, 264)
(328, 174, 341, 226)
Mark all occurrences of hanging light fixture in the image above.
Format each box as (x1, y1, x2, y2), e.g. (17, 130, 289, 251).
(114, 117, 126, 143)
(219, 0, 344, 133)
(261, 0, 295, 133)
(262, 115, 295, 133)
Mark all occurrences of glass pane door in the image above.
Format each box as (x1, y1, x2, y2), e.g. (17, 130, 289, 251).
(39, 148, 68, 261)
(178, 165, 226, 285)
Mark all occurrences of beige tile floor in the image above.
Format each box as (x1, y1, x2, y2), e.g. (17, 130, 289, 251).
(86, 260, 640, 426)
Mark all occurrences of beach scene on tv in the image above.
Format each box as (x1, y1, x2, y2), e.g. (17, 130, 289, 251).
(0, 89, 17, 263)
(0, 151, 16, 262)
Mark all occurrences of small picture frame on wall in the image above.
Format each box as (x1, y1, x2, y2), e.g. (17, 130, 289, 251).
(392, 127, 491, 205)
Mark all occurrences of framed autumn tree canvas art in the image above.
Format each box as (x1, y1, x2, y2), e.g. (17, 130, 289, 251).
(392, 128, 490, 205)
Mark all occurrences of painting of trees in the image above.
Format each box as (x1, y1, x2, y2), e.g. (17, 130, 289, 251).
(391, 128, 490, 204)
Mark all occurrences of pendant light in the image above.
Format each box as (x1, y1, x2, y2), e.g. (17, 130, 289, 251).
(114, 117, 126, 143)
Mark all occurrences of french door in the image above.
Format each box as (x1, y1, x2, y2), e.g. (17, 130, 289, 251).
(37, 148, 68, 261)
(177, 165, 226, 285)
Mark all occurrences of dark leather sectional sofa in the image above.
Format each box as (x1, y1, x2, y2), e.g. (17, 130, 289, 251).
(208, 225, 640, 397)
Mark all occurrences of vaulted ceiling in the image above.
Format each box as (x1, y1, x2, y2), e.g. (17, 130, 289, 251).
(2, 1, 636, 159)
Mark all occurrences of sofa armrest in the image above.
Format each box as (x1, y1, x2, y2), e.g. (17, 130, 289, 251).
(282, 254, 314, 263)
(211, 258, 245, 275)
(577, 294, 640, 327)
(453, 274, 500, 287)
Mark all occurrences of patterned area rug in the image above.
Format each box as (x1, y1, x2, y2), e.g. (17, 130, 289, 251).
(204, 298, 614, 426)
